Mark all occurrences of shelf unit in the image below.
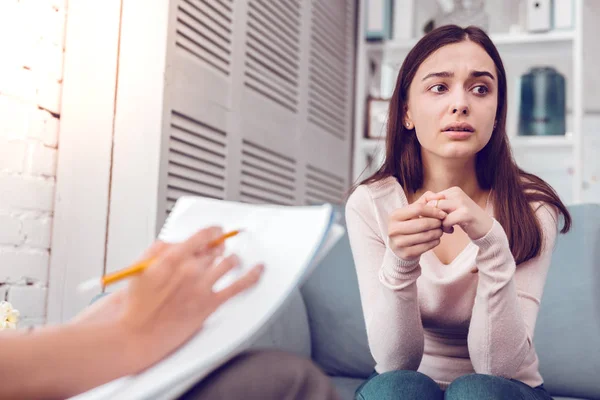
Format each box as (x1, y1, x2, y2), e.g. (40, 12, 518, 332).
(366, 28, 576, 53)
(353, 0, 585, 203)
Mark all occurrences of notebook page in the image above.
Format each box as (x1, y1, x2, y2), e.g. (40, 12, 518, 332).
(155, 224, 345, 400)
(72, 198, 335, 400)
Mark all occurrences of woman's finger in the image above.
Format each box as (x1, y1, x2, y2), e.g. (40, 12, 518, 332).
(193, 251, 225, 274)
(213, 264, 264, 305)
(162, 227, 223, 267)
(436, 186, 465, 198)
(204, 254, 241, 286)
(417, 191, 445, 205)
(391, 203, 447, 222)
(441, 210, 468, 231)
(145, 247, 219, 296)
(389, 217, 442, 235)
(134, 241, 174, 277)
(401, 240, 441, 260)
(391, 228, 443, 248)
(426, 198, 459, 214)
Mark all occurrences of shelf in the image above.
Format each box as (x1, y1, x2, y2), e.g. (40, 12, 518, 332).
(491, 30, 574, 45)
(367, 30, 575, 55)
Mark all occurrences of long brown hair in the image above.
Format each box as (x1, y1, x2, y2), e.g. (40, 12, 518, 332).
(357, 25, 571, 264)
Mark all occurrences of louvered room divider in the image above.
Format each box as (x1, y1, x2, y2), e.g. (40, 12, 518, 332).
(166, 0, 356, 209)
(105, 0, 357, 276)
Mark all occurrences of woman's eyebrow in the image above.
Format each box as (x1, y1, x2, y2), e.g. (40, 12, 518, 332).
(471, 70, 495, 80)
(422, 71, 453, 81)
(421, 70, 495, 81)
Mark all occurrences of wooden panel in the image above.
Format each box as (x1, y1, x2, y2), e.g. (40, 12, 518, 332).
(173, 0, 234, 116)
(239, 139, 296, 205)
(175, 0, 234, 76)
(172, 50, 230, 128)
(167, 111, 227, 210)
(305, 164, 346, 205)
(244, 0, 302, 113)
(302, 0, 355, 198)
(307, 0, 353, 139)
(240, 86, 299, 157)
(164, 0, 355, 215)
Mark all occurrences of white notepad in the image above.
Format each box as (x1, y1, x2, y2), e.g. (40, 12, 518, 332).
(71, 197, 343, 400)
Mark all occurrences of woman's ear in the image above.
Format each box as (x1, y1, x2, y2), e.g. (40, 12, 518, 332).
(404, 107, 414, 130)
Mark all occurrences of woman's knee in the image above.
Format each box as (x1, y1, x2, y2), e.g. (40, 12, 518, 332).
(445, 373, 523, 400)
(357, 370, 443, 399)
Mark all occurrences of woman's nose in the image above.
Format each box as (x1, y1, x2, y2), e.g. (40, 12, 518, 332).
(449, 89, 470, 115)
(452, 105, 469, 115)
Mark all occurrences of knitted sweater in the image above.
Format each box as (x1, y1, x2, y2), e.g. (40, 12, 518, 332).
(345, 176, 558, 389)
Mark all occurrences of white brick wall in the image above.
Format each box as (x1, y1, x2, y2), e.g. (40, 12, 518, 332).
(0, 0, 66, 327)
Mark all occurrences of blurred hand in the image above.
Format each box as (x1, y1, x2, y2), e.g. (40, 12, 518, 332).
(388, 191, 447, 261)
(110, 228, 263, 369)
(71, 241, 174, 326)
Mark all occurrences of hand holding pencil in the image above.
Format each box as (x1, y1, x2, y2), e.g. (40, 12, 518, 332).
(80, 227, 264, 372)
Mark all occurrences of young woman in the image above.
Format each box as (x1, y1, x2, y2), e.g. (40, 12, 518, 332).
(346, 25, 571, 400)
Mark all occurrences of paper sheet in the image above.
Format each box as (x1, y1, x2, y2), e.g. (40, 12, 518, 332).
(71, 198, 341, 400)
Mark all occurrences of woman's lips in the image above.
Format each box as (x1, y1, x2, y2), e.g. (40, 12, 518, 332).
(442, 130, 475, 140)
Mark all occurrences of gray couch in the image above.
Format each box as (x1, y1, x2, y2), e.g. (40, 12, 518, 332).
(253, 204, 600, 400)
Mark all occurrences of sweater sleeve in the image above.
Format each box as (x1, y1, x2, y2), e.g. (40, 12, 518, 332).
(468, 204, 558, 378)
(345, 185, 424, 372)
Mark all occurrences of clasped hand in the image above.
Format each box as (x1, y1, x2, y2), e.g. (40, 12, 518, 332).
(388, 187, 493, 261)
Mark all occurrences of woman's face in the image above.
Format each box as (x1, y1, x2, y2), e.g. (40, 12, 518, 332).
(405, 40, 498, 161)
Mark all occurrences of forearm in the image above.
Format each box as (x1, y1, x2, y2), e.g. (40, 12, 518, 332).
(0, 321, 146, 400)
(468, 221, 529, 377)
(345, 188, 425, 372)
(367, 249, 424, 372)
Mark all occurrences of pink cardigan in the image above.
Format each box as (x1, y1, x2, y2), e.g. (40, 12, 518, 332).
(345, 176, 558, 389)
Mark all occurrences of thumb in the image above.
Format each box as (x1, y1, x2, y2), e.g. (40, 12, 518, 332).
(416, 191, 445, 205)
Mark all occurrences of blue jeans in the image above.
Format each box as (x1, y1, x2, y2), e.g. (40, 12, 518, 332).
(355, 371, 554, 400)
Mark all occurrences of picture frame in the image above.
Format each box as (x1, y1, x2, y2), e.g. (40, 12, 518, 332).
(366, 97, 390, 139)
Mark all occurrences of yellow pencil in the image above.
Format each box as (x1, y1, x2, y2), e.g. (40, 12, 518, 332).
(101, 257, 158, 287)
(78, 230, 243, 292)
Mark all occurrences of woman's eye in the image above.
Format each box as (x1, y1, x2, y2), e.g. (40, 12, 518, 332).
(472, 85, 489, 95)
(430, 84, 447, 93)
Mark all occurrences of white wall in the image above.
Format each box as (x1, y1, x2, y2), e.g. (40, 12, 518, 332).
(0, 0, 66, 327)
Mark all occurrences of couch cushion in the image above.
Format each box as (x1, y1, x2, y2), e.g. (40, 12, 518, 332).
(303, 203, 600, 396)
(534, 204, 600, 399)
(249, 288, 312, 359)
(301, 211, 375, 378)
